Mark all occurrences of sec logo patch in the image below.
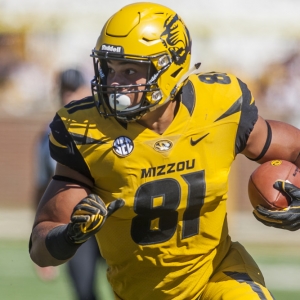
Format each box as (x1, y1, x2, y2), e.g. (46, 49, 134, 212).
(113, 136, 134, 157)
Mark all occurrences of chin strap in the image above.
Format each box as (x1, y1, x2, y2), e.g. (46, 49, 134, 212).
(148, 62, 201, 112)
(168, 62, 201, 102)
(177, 63, 201, 86)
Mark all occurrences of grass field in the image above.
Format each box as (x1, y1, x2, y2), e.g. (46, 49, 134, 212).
(1, 240, 300, 299)
(0, 240, 114, 300)
(245, 243, 300, 299)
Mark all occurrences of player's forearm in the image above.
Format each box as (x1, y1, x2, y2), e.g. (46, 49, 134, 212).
(29, 222, 74, 267)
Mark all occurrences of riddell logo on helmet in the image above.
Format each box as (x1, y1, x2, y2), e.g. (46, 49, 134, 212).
(101, 44, 124, 53)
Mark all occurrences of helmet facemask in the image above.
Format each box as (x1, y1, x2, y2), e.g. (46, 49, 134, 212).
(91, 51, 173, 122)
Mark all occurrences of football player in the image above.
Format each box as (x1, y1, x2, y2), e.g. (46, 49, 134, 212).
(34, 68, 104, 299)
(29, 3, 300, 300)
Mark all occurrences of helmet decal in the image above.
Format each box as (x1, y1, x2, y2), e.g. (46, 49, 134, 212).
(160, 14, 192, 66)
(100, 44, 124, 54)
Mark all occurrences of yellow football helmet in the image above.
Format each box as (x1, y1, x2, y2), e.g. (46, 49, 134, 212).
(91, 2, 194, 122)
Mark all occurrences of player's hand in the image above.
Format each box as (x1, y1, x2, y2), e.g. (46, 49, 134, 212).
(66, 194, 125, 243)
(253, 180, 300, 231)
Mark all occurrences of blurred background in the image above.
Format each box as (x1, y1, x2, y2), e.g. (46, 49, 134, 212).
(0, 0, 300, 299)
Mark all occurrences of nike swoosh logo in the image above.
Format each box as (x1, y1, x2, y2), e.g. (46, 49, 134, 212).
(190, 133, 210, 146)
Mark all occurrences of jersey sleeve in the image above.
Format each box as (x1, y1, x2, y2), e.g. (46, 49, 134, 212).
(36, 129, 56, 188)
(234, 78, 258, 155)
(188, 72, 258, 156)
(49, 113, 94, 183)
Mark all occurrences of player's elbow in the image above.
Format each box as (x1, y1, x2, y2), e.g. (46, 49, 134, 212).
(29, 228, 66, 267)
(30, 242, 65, 267)
(29, 237, 51, 267)
(30, 251, 49, 267)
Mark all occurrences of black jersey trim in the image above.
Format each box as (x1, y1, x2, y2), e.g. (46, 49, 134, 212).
(247, 121, 272, 161)
(69, 132, 109, 145)
(224, 271, 270, 300)
(64, 96, 94, 108)
(181, 80, 195, 116)
(49, 114, 94, 183)
(65, 96, 95, 114)
(52, 175, 92, 190)
(214, 96, 242, 122)
(235, 79, 258, 155)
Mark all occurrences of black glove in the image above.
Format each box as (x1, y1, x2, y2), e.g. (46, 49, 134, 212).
(67, 194, 125, 243)
(253, 180, 300, 231)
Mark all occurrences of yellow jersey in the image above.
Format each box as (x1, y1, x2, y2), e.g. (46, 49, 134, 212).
(49, 72, 257, 300)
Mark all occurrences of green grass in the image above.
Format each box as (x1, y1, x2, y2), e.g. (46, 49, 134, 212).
(1, 240, 299, 299)
(0, 240, 114, 300)
(245, 243, 300, 300)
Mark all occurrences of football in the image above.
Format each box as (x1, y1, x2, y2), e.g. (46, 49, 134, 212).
(248, 160, 300, 210)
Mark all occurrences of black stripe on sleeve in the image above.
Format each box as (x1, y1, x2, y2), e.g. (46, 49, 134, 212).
(235, 78, 258, 155)
(181, 80, 196, 116)
(52, 175, 93, 190)
(49, 114, 94, 183)
(224, 271, 273, 300)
